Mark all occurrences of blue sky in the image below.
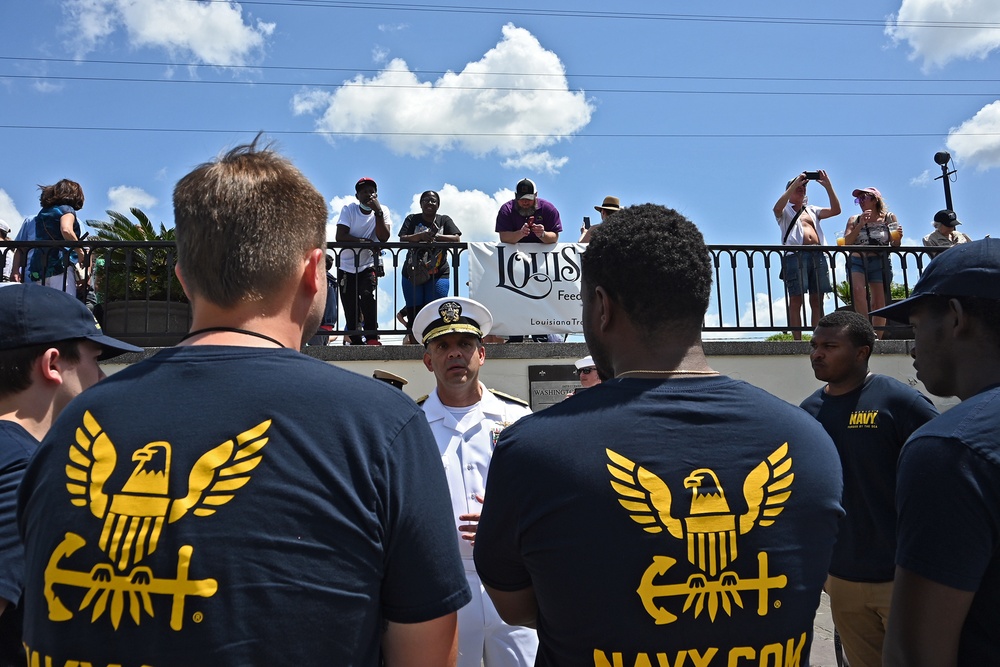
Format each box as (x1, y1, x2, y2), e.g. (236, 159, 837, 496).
(2, 0, 998, 250)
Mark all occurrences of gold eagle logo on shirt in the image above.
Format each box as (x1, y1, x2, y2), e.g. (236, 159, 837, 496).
(65, 410, 271, 571)
(606, 443, 793, 624)
(44, 411, 271, 631)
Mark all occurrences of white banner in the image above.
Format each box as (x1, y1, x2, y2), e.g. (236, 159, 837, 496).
(468, 242, 585, 335)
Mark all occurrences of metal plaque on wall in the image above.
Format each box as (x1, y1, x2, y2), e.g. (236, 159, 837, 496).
(527, 364, 580, 411)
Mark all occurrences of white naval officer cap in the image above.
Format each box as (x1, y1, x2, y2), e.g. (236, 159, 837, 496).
(411, 297, 493, 346)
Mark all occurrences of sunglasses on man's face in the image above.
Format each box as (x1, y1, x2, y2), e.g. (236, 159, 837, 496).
(578, 367, 596, 376)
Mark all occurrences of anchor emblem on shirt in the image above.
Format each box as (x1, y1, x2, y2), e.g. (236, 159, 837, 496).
(44, 533, 217, 630)
(607, 444, 794, 623)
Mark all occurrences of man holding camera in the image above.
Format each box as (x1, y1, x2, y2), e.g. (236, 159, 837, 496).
(495, 178, 561, 342)
(773, 171, 841, 340)
(336, 177, 391, 345)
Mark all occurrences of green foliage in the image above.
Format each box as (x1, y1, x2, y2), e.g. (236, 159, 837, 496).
(890, 283, 912, 301)
(836, 280, 852, 305)
(86, 208, 186, 303)
(766, 332, 811, 341)
(835, 280, 912, 306)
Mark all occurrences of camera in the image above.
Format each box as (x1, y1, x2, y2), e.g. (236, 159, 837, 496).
(804, 171, 821, 180)
(374, 250, 385, 278)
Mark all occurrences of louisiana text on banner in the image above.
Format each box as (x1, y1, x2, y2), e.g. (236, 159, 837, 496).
(468, 242, 585, 336)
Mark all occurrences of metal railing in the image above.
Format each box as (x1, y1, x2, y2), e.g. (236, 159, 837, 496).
(705, 244, 945, 337)
(1, 240, 946, 344)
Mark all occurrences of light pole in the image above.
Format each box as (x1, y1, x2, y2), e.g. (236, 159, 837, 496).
(933, 151, 956, 212)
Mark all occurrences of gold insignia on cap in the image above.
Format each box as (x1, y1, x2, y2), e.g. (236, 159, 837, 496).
(439, 301, 462, 324)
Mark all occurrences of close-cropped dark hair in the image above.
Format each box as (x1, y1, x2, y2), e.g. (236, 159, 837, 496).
(38, 179, 85, 210)
(582, 204, 712, 336)
(923, 294, 1000, 347)
(817, 310, 876, 353)
(0, 340, 81, 400)
(173, 136, 328, 307)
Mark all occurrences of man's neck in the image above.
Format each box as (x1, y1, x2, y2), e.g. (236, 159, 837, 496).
(437, 380, 485, 408)
(825, 369, 871, 397)
(612, 337, 715, 378)
(182, 300, 304, 350)
(0, 395, 54, 442)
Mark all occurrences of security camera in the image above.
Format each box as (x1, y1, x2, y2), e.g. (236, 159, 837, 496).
(934, 151, 951, 166)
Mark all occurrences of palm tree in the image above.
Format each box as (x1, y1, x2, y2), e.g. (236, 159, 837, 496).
(86, 208, 186, 302)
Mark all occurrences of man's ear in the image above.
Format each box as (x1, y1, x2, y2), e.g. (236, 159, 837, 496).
(301, 248, 325, 296)
(174, 262, 193, 302)
(950, 298, 973, 338)
(422, 350, 434, 373)
(37, 348, 66, 387)
(594, 286, 614, 333)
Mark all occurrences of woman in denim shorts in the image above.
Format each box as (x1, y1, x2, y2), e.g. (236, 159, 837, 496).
(843, 187, 902, 337)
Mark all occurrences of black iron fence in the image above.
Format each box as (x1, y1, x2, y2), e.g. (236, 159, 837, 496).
(705, 244, 945, 337)
(1, 240, 946, 344)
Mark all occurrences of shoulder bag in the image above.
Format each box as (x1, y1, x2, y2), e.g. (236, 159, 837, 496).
(777, 205, 807, 281)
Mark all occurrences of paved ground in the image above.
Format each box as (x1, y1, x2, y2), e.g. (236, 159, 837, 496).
(811, 592, 841, 667)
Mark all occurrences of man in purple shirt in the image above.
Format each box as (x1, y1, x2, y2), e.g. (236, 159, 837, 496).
(495, 179, 561, 244)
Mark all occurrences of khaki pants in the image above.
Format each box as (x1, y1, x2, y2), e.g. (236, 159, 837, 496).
(826, 574, 893, 667)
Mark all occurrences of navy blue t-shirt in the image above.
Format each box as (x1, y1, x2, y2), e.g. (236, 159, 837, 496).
(0, 421, 37, 667)
(17, 346, 471, 667)
(475, 375, 844, 666)
(800, 374, 938, 581)
(896, 384, 1000, 664)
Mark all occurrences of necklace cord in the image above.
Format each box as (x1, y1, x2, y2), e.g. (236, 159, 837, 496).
(615, 369, 720, 379)
(180, 326, 286, 349)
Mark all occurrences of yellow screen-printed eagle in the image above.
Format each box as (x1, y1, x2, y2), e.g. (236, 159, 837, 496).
(64, 410, 271, 572)
(606, 443, 793, 577)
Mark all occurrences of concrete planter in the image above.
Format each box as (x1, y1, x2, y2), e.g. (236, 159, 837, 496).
(102, 300, 191, 347)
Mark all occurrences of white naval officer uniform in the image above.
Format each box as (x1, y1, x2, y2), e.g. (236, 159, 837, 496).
(420, 383, 537, 667)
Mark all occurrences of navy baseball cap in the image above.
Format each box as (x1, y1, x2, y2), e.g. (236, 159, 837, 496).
(0, 284, 143, 359)
(871, 238, 1000, 323)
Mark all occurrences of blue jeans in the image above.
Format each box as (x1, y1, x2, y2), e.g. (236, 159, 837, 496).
(401, 275, 450, 339)
(781, 252, 832, 297)
(849, 254, 892, 284)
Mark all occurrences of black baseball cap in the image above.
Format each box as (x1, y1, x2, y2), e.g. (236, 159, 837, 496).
(871, 238, 1000, 323)
(0, 284, 143, 359)
(515, 178, 537, 201)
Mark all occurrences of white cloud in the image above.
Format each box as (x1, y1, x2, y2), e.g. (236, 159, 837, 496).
(400, 184, 512, 242)
(0, 189, 26, 232)
(33, 81, 64, 94)
(326, 185, 505, 243)
(501, 151, 570, 175)
(372, 46, 390, 64)
(947, 100, 1000, 169)
(886, 0, 1000, 70)
(292, 24, 594, 172)
(326, 195, 401, 243)
(909, 169, 932, 186)
(64, 0, 275, 66)
(378, 23, 408, 33)
(107, 185, 158, 213)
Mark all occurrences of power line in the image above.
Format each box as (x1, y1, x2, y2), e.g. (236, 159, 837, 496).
(3, 55, 999, 85)
(3, 72, 997, 97)
(2, 124, 995, 139)
(224, 1, 1000, 30)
